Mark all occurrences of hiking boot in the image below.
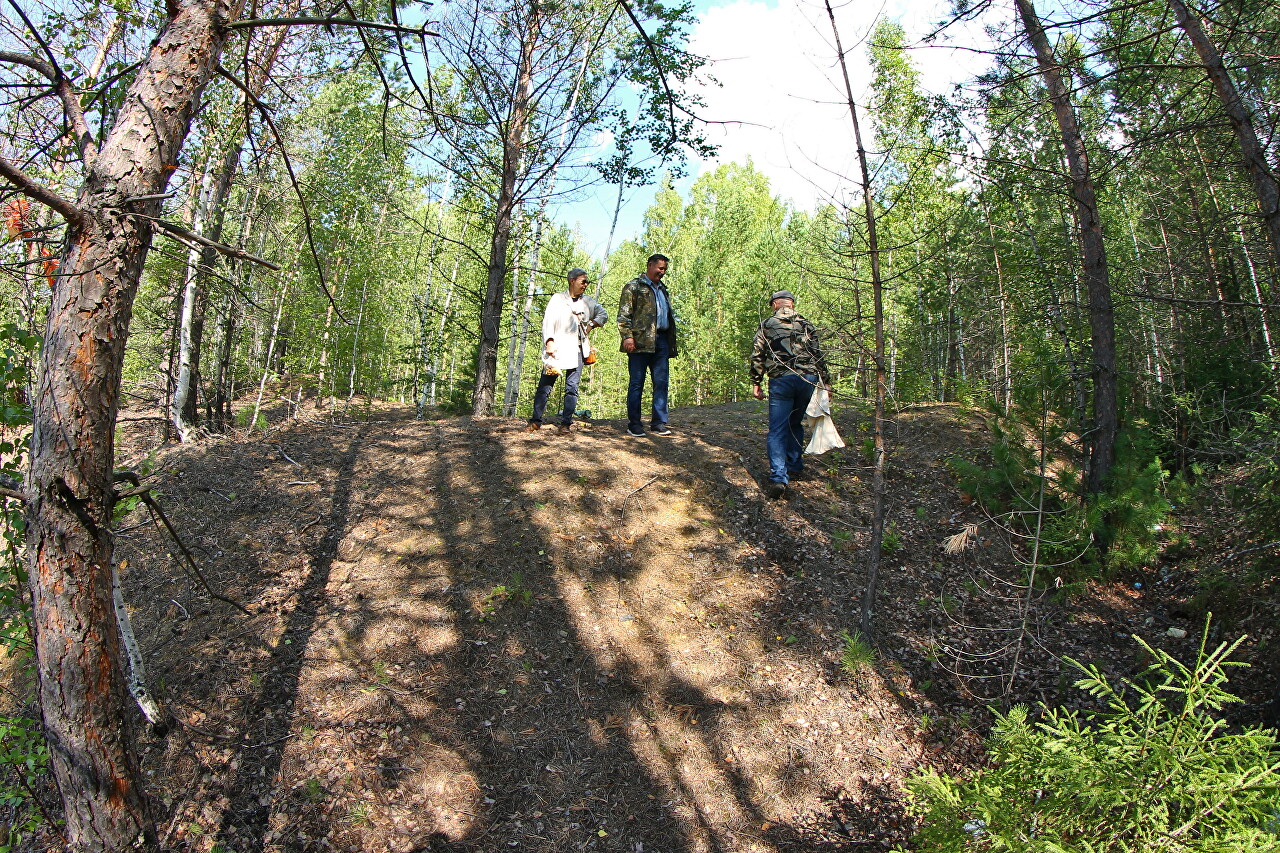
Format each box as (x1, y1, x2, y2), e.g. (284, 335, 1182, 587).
(524, 423, 541, 432)
(766, 482, 787, 500)
(651, 425, 672, 436)
(556, 424, 572, 434)
(627, 426, 646, 438)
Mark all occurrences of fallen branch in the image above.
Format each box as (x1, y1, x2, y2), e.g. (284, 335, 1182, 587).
(114, 472, 251, 614)
(1223, 541, 1280, 562)
(621, 475, 659, 503)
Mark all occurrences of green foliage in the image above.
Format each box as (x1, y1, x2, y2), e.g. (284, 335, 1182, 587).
(476, 572, 531, 620)
(0, 715, 51, 851)
(233, 408, 268, 432)
(839, 630, 875, 675)
(1237, 399, 1280, 545)
(904, 624, 1280, 852)
(948, 411, 1174, 577)
(0, 327, 53, 852)
(882, 523, 902, 554)
(0, 324, 37, 655)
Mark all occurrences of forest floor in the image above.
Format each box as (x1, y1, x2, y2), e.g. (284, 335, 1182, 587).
(15, 393, 1279, 852)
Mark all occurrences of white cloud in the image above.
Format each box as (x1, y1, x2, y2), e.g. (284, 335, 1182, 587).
(687, 0, 996, 210)
(553, 0, 998, 257)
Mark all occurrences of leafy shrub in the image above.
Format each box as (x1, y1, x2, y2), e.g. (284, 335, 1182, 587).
(233, 407, 268, 431)
(0, 325, 51, 848)
(1238, 399, 1280, 547)
(904, 625, 1280, 852)
(0, 715, 50, 850)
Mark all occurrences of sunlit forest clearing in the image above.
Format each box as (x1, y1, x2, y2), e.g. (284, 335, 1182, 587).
(2, 0, 1279, 849)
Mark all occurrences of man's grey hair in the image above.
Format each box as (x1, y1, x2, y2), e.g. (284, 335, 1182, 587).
(566, 267, 589, 283)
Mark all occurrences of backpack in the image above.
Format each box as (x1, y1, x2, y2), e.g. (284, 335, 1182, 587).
(766, 314, 817, 367)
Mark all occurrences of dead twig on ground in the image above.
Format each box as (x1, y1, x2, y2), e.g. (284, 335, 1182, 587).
(114, 472, 251, 614)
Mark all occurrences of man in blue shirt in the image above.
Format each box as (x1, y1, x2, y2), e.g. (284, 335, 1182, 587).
(617, 254, 679, 437)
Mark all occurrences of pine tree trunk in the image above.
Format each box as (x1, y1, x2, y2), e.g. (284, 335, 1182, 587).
(1170, 0, 1280, 268)
(473, 3, 538, 416)
(1015, 0, 1118, 495)
(824, 0, 887, 639)
(24, 0, 239, 847)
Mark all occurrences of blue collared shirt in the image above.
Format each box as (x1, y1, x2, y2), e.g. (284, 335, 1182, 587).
(647, 275, 671, 331)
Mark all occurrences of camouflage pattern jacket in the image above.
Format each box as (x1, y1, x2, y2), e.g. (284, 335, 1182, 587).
(749, 307, 830, 385)
(617, 275, 679, 356)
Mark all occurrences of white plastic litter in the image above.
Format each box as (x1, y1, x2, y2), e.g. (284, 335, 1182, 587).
(804, 387, 845, 455)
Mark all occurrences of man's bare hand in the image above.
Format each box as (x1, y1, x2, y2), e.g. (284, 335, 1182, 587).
(752, 384, 764, 400)
(622, 337, 636, 354)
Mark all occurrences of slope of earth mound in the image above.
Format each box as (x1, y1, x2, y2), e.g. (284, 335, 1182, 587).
(102, 400, 1252, 852)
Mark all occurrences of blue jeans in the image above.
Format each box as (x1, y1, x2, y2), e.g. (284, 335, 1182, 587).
(627, 333, 670, 430)
(531, 358, 582, 426)
(767, 373, 816, 484)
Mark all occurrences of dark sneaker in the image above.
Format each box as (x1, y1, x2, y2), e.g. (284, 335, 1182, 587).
(627, 426, 646, 437)
(766, 482, 787, 500)
(524, 423, 542, 432)
(651, 425, 672, 436)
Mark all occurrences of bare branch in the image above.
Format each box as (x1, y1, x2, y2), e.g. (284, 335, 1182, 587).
(0, 155, 85, 227)
(226, 15, 438, 37)
(118, 210, 281, 270)
(216, 65, 351, 324)
(0, 48, 97, 162)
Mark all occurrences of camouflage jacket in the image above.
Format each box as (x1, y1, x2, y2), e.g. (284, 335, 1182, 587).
(749, 307, 830, 385)
(617, 275, 679, 356)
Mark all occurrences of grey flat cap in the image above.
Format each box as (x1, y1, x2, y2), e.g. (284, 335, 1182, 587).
(567, 267, 589, 282)
(770, 290, 796, 303)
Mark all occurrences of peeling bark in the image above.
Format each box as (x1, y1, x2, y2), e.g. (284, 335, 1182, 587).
(25, 0, 243, 848)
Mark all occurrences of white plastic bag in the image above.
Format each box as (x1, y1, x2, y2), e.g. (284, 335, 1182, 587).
(804, 387, 845, 455)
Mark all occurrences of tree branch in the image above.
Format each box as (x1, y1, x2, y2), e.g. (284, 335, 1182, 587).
(0, 473, 24, 502)
(216, 65, 351, 324)
(0, 155, 85, 227)
(226, 16, 438, 37)
(117, 210, 281, 270)
(113, 472, 251, 615)
(0, 50, 98, 163)
(615, 0, 678, 152)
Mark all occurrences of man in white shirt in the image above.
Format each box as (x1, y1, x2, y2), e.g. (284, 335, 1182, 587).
(526, 268, 606, 433)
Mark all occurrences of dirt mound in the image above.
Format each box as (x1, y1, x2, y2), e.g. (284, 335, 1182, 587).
(97, 400, 1262, 852)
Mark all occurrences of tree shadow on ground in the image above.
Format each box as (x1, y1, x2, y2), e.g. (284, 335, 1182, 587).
(123, 409, 928, 852)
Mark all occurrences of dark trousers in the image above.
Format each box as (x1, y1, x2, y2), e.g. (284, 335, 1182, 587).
(531, 358, 582, 426)
(767, 373, 816, 483)
(626, 333, 670, 430)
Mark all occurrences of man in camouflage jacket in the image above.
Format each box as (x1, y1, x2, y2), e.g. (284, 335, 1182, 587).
(618, 253, 679, 436)
(750, 290, 831, 498)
